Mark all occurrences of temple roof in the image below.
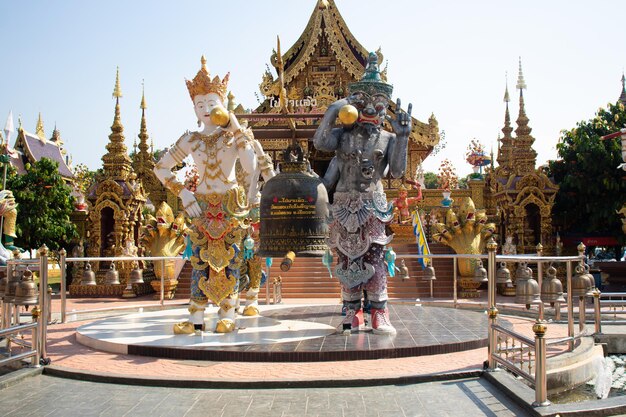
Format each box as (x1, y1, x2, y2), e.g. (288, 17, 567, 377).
(13, 128, 74, 179)
(276, 0, 371, 85)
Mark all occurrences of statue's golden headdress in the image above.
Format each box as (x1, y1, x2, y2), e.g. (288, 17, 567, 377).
(185, 56, 229, 101)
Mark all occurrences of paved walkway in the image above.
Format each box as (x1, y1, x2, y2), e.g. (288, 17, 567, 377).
(0, 374, 528, 417)
(19, 295, 568, 385)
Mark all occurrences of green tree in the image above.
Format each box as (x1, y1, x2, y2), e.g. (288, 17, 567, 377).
(548, 101, 626, 244)
(424, 172, 438, 189)
(6, 157, 78, 253)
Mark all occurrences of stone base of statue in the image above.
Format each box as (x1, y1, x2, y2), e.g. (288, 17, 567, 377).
(497, 283, 516, 296)
(458, 278, 481, 298)
(150, 279, 178, 300)
(75, 304, 493, 362)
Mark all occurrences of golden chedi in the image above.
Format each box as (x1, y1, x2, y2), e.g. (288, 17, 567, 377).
(338, 104, 358, 126)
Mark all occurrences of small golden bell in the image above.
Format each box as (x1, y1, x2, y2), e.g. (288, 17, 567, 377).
(210, 106, 230, 128)
(338, 104, 358, 126)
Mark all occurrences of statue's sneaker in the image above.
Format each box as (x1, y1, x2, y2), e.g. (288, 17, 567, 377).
(371, 308, 396, 335)
(338, 309, 363, 334)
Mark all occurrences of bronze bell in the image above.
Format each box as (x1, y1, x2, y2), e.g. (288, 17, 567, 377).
(81, 262, 97, 285)
(0, 269, 7, 297)
(397, 259, 410, 280)
(104, 263, 120, 285)
(582, 264, 596, 292)
(496, 262, 512, 285)
(422, 261, 436, 281)
(473, 259, 488, 283)
(541, 265, 565, 305)
(14, 269, 39, 306)
(571, 264, 593, 298)
(515, 262, 531, 281)
(259, 144, 329, 258)
(4, 267, 22, 303)
(515, 262, 541, 308)
(129, 267, 144, 284)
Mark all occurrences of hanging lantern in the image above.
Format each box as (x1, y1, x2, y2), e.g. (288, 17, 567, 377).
(81, 262, 97, 285)
(496, 262, 512, 285)
(515, 262, 541, 308)
(14, 269, 39, 306)
(259, 144, 329, 258)
(474, 259, 488, 283)
(540, 265, 565, 305)
(104, 263, 120, 285)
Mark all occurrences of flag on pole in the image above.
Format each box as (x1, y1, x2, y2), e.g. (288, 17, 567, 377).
(411, 210, 431, 269)
(3, 111, 14, 144)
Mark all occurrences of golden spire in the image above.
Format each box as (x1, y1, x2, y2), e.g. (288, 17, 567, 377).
(136, 82, 151, 166)
(515, 57, 531, 137)
(515, 57, 527, 91)
(227, 91, 235, 112)
(140, 80, 147, 110)
(113, 66, 123, 99)
(619, 70, 626, 105)
(36, 112, 45, 140)
(102, 68, 133, 180)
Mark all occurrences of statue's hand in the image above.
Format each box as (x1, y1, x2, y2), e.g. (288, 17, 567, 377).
(329, 97, 349, 111)
(224, 111, 242, 134)
(180, 188, 201, 218)
(387, 98, 412, 138)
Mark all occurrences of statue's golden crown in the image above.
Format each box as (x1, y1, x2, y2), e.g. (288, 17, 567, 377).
(185, 56, 229, 101)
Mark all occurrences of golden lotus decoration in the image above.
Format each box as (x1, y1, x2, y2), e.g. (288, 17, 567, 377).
(431, 197, 495, 297)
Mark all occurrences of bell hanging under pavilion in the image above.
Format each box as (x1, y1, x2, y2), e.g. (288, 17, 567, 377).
(259, 144, 329, 257)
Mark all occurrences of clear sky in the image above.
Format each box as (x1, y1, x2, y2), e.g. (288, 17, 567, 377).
(1, 0, 625, 177)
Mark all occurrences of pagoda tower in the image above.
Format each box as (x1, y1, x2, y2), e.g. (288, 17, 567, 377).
(85, 68, 146, 286)
(488, 59, 558, 253)
(131, 86, 178, 212)
(251, 0, 440, 193)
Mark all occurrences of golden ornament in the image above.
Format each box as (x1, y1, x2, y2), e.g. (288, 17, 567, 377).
(210, 106, 230, 127)
(338, 104, 358, 126)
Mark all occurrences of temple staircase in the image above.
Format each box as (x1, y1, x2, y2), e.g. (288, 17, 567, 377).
(174, 243, 456, 301)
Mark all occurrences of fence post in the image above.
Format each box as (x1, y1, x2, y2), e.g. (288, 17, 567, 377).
(532, 321, 550, 407)
(536, 243, 544, 321)
(487, 238, 498, 370)
(59, 248, 66, 323)
(566, 261, 574, 351)
(593, 289, 601, 334)
(38, 245, 49, 364)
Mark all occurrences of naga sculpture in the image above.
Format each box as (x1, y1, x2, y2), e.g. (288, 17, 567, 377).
(141, 202, 189, 274)
(313, 52, 411, 335)
(432, 197, 496, 297)
(154, 56, 274, 334)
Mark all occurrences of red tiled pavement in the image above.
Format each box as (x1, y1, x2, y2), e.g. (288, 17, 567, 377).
(31, 296, 571, 384)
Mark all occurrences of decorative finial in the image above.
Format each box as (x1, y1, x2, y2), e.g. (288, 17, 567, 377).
(18, 115, 22, 130)
(516, 57, 527, 91)
(503, 72, 510, 103)
(140, 80, 147, 110)
(200, 55, 207, 71)
(113, 66, 122, 99)
(36, 112, 45, 140)
(622, 71, 625, 89)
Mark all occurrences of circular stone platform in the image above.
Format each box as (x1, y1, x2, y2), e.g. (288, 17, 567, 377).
(77, 304, 500, 362)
